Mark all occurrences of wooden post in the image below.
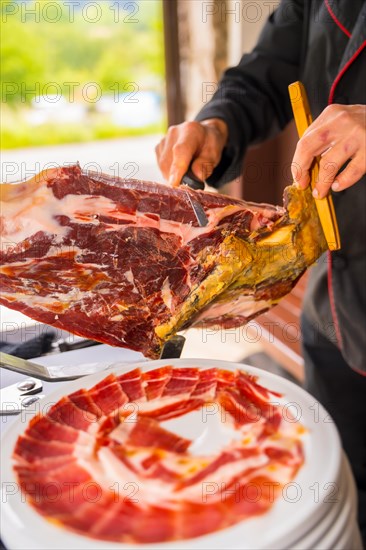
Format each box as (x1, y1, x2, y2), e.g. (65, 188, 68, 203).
(162, 0, 185, 126)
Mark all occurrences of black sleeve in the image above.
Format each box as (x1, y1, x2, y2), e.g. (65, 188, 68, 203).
(196, 0, 306, 186)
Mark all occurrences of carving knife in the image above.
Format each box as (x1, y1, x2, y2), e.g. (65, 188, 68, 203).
(288, 81, 341, 250)
(181, 166, 209, 226)
(0, 351, 111, 382)
(159, 335, 186, 359)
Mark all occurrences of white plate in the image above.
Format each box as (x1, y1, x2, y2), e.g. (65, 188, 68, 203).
(291, 453, 353, 549)
(311, 454, 360, 550)
(0, 359, 342, 550)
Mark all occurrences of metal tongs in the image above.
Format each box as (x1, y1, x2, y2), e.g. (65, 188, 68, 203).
(289, 81, 341, 250)
(181, 164, 209, 226)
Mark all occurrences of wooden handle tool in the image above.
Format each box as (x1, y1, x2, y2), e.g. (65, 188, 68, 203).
(288, 81, 341, 250)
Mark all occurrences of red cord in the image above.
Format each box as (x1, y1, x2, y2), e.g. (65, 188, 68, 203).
(324, 0, 351, 38)
(328, 40, 366, 104)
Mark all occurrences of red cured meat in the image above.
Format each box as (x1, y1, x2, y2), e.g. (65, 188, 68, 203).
(219, 389, 263, 426)
(237, 371, 282, 402)
(114, 416, 191, 453)
(224, 475, 281, 518)
(88, 374, 128, 415)
(191, 368, 218, 399)
(109, 445, 140, 474)
(144, 461, 181, 482)
(97, 415, 120, 437)
(59, 494, 117, 534)
(14, 456, 76, 473)
(1, 165, 325, 359)
(90, 500, 141, 540)
(142, 366, 172, 400)
(117, 368, 146, 401)
(216, 368, 237, 391)
(25, 481, 103, 516)
(47, 397, 98, 432)
(16, 461, 91, 486)
(175, 447, 260, 491)
(26, 414, 92, 445)
(162, 367, 199, 396)
(68, 388, 103, 418)
(12, 366, 305, 544)
(13, 435, 75, 464)
(139, 397, 205, 421)
(128, 505, 176, 544)
(179, 501, 227, 539)
(265, 447, 297, 463)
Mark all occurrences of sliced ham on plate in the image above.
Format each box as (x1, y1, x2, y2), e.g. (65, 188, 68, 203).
(12, 365, 305, 543)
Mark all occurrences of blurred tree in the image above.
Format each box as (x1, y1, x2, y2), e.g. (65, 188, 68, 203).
(1, 0, 166, 147)
(1, 3, 46, 103)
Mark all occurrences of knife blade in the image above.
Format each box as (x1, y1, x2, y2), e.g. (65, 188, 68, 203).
(181, 166, 209, 226)
(0, 351, 111, 382)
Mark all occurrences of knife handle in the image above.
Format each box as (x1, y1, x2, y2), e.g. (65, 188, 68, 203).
(181, 163, 205, 190)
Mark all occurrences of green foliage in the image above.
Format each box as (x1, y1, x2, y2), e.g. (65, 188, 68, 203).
(1, 8, 46, 94)
(1, 0, 166, 148)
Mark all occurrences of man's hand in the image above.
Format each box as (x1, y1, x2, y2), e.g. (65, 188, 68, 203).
(155, 118, 229, 187)
(292, 104, 366, 198)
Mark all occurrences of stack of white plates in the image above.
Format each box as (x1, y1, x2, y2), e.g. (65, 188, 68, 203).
(0, 358, 363, 549)
(272, 453, 362, 549)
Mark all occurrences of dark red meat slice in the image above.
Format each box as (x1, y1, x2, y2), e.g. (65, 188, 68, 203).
(114, 416, 191, 453)
(237, 371, 282, 402)
(129, 505, 176, 543)
(142, 366, 172, 400)
(180, 501, 226, 539)
(218, 389, 263, 427)
(236, 373, 282, 431)
(26, 414, 90, 444)
(117, 368, 146, 401)
(265, 447, 297, 463)
(110, 446, 140, 474)
(59, 494, 116, 534)
(13, 456, 76, 472)
(139, 397, 204, 421)
(13, 435, 75, 464)
(16, 461, 91, 486)
(224, 476, 280, 519)
(69, 388, 103, 418)
(175, 447, 260, 491)
(216, 368, 237, 391)
(191, 368, 217, 399)
(144, 461, 181, 482)
(47, 397, 98, 432)
(162, 367, 199, 397)
(27, 482, 103, 516)
(97, 414, 120, 437)
(90, 500, 140, 540)
(88, 374, 128, 415)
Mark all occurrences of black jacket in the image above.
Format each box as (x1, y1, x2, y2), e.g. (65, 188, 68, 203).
(196, 0, 366, 373)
